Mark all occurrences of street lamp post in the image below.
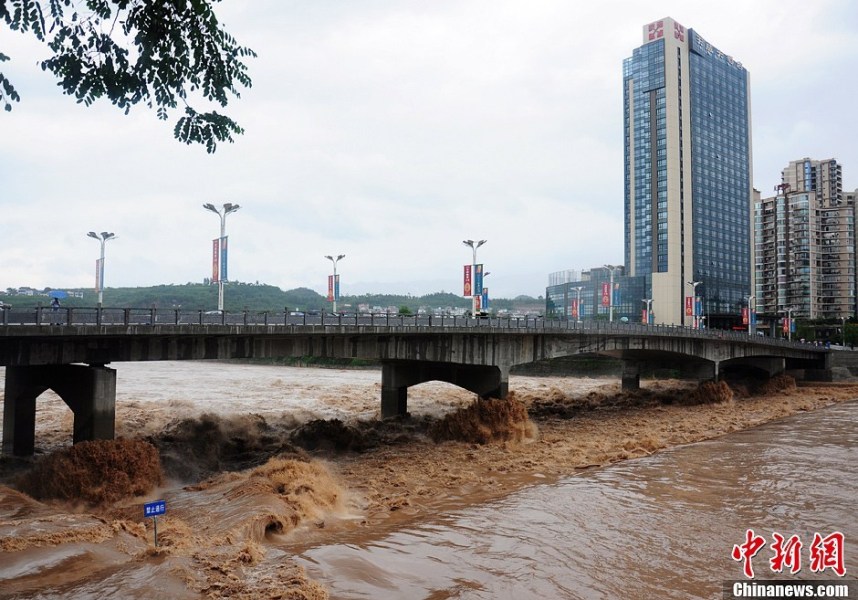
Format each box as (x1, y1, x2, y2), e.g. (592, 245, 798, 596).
(203, 202, 241, 312)
(746, 295, 756, 337)
(483, 271, 491, 313)
(782, 307, 794, 342)
(604, 265, 619, 322)
(463, 239, 486, 316)
(325, 254, 345, 312)
(87, 231, 116, 307)
(641, 298, 653, 325)
(573, 285, 583, 324)
(687, 280, 702, 329)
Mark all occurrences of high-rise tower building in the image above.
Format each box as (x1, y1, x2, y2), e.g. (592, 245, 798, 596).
(754, 159, 854, 320)
(623, 18, 753, 327)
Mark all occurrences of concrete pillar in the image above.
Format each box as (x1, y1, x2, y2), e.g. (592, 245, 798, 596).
(381, 363, 409, 418)
(2, 368, 38, 456)
(621, 361, 641, 390)
(2, 364, 117, 456)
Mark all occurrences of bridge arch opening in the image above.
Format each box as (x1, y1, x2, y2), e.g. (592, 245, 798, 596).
(407, 380, 478, 417)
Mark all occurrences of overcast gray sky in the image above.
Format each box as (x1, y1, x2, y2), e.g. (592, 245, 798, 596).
(2, 0, 856, 299)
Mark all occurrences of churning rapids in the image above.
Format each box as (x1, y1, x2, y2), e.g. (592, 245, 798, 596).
(1, 361, 856, 599)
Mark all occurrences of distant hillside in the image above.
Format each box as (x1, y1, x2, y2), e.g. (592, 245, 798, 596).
(1, 284, 543, 313)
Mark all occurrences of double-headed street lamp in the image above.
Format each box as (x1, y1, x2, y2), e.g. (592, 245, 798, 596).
(463, 239, 486, 315)
(782, 307, 794, 342)
(687, 280, 702, 329)
(325, 254, 345, 312)
(604, 264, 619, 322)
(573, 285, 584, 324)
(641, 298, 653, 325)
(746, 295, 756, 337)
(87, 231, 117, 307)
(203, 202, 240, 312)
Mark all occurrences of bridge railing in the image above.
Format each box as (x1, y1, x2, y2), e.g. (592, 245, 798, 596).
(0, 306, 822, 352)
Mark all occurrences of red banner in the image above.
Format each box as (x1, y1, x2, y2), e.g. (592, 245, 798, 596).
(212, 239, 220, 283)
(601, 282, 610, 307)
(685, 296, 694, 316)
(464, 265, 472, 297)
(742, 307, 749, 325)
(642, 309, 648, 324)
(783, 318, 790, 334)
(571, 298, 578, 319)
(475, 295, 481, 311)
(327, 275, 334, 302)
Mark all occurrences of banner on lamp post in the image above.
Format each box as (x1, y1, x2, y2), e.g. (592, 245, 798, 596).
(571, 298, 579, 319)
(481, 287, 489, 310)
(327, 275, 334, 302)
(612, 283, 621, 307)
(601, 282, 610, 307)
(474, 295, 481, 311)
(685, 296, 693, 316)
(463, 265, 472, 297)
(95, 258, 103, 292)
(212, 239, 220, 283)
(334, 274, 340, 301)
(474, 264, 482, 295)
(742, 307, 749, 325)
(219, 236, 228, 282)
(642, 309, 648, 324)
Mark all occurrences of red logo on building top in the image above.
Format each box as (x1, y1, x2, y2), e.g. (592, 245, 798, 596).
(647, 20, 664, 40)
(674, 22, 685, 41)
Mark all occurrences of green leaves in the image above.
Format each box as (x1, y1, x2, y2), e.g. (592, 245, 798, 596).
(174, 107, 243, 154)
(1, 0, 254, 152)
(0, 52, 20, 111)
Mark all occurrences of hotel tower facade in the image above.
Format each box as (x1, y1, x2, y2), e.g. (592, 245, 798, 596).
(623, 18, 753, 327)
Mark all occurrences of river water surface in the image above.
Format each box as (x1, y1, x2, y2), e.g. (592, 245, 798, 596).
(285, 402, 858, 599)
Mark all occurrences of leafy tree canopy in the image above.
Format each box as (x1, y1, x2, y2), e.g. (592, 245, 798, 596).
(1, 0, 255, 152)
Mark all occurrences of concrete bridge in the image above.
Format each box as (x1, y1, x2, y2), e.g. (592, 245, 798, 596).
(0, 308, 830, 456)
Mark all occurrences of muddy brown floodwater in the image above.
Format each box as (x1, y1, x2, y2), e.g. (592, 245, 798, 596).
(1, 361, 857, 599)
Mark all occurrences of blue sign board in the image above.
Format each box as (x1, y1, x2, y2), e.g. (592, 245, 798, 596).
(144, 500, 166, 518)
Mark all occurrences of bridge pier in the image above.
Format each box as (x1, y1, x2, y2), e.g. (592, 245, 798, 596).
(381, 361, 509, 418)
(2, 365, 116, 457)
(621, 361, 641, 391)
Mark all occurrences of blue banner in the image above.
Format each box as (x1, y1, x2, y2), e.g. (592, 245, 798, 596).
(612, 283, 621, 306)
(220, 236, 228, 281)
(481, 287, 489, 310)
(334, 274, 340, 301)
(474, 264, 484, 295)
(695, 297, 702, 316)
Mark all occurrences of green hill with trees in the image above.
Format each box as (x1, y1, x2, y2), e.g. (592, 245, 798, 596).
(2, 283, 542, 314)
